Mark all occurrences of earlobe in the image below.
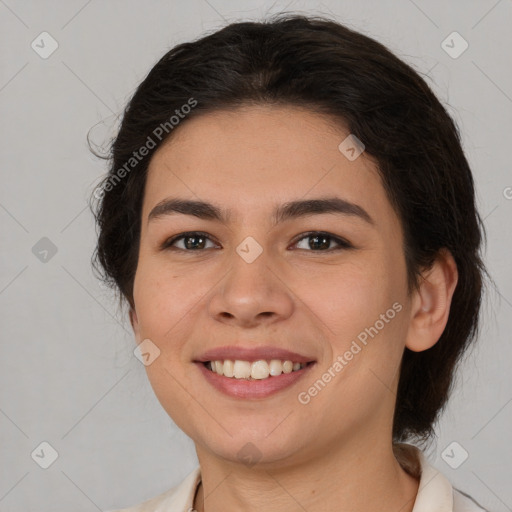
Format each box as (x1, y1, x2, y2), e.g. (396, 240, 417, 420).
(405, 249, 458, 352)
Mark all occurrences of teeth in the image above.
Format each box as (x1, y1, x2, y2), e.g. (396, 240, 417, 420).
(214, 361, 223, 376)
(205, 359, 309, 380)
(269, 359, 283, 376)
(223, 360, 234, 377)
(283, 361, 293, 373)
(251, 360, 270, 379)
(233, 360, 251, 379)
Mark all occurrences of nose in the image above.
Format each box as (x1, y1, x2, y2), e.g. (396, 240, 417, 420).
(207, 245, 294, 328)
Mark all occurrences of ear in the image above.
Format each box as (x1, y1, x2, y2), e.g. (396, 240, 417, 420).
(405, 249, 458, 352)
(129, 307, 142, 343)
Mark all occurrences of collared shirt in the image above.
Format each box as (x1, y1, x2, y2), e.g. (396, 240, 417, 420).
(107, 444, 487, 512)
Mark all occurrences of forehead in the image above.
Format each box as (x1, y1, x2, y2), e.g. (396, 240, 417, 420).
(142, 105, 394, 226)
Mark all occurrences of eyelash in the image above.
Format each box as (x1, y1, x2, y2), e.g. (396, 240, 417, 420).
(160, 231, 353, 252)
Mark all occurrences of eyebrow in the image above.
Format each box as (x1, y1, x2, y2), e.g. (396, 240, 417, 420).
(147, 196, 374, 226)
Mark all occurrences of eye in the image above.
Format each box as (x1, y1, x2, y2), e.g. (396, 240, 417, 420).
(161, 231, 218, 251)
(161, 231, 353, 252)
(291, 231, 353, 251)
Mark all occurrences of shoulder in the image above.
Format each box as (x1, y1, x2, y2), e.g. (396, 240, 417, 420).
(105, 467, 201, 512)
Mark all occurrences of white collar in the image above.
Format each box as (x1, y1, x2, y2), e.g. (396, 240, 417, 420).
(412, 448, 453, 511)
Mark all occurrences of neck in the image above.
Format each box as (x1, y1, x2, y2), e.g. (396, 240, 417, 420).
(193, 440, 420, 512)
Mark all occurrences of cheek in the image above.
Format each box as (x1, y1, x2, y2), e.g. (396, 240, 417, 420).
(295, 250, 409, 390)
(132, 263, 201, 429)
(302, 268, 408, 414)
(132, 254, 226, 361)
(297, 258, 403, 337)
(132, 260, 194, 345)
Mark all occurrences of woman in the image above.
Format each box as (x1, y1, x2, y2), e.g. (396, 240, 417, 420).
(94, 14, 489, 512)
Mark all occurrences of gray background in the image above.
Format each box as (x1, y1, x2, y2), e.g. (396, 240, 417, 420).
(0, 0, 511, 511)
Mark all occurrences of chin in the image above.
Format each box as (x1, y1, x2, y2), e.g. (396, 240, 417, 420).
(195, 425, 312, 469)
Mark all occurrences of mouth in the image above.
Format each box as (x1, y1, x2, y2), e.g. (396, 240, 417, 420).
(194, 359, 317, 400)
(201, 359, 315, 380)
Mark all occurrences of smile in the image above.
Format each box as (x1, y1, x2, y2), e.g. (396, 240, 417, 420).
(204, 359, 309, 380)
(196, 360, 316, 399)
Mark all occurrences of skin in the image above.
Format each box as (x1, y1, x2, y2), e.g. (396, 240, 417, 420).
(129, 105, 458, 512)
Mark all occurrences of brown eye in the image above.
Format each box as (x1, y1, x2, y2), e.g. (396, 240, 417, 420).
(161, 232, 218, 251)
(292, 232, 352, 251)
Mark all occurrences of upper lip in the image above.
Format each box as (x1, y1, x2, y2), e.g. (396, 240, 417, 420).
(194, 345, 316, 364)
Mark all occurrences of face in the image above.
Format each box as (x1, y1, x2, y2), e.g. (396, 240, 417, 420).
(130, 105, 414, 468)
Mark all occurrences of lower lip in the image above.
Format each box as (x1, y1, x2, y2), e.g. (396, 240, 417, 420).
(195, 362, 316, 399)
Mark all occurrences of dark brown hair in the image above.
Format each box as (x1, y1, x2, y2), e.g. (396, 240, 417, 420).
(90, 13, 488, 443)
